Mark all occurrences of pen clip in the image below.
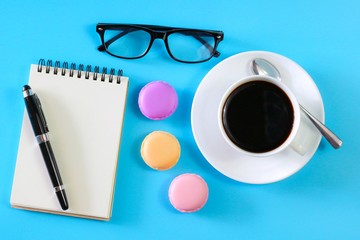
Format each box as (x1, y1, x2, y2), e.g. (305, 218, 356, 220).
(34, 94, 49, 133)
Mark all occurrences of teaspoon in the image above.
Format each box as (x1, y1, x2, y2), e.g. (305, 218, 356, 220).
(251, 58, 342, 149)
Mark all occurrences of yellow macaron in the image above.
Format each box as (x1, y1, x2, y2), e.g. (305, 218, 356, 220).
(141, 131, 181, 170)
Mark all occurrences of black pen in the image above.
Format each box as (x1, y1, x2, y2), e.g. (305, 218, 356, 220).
(23, 85, 69, 211)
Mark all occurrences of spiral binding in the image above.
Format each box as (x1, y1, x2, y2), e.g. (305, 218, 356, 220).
(37, 59, 123, 84)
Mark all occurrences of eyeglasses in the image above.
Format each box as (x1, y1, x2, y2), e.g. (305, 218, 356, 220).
(96, 23, 224, 63)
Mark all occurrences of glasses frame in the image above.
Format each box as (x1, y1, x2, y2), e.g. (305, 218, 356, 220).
(96, 23, 224, 63)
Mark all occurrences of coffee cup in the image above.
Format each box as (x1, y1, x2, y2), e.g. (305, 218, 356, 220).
(218, 75, 304, 157)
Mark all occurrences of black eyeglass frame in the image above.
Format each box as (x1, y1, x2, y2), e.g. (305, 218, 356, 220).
(96, 23, 224, 63)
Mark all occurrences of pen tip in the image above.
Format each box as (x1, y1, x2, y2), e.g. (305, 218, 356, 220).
(56, 190, 69, 211)
(23, 85, 31, 92)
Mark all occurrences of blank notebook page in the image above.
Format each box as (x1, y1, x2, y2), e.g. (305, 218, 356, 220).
(11, 64, 128, 220)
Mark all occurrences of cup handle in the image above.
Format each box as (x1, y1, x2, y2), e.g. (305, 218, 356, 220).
(290, 112, 309, 155)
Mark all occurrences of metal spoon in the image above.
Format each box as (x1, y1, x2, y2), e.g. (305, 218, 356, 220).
(251, 58, 342, 149)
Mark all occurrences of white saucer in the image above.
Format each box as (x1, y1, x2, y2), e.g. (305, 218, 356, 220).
(191, 51, 324, 184)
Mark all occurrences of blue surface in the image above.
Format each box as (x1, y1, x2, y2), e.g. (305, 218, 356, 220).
(1, 0, 359, 239)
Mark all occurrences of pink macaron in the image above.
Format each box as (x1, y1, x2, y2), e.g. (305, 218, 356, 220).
(138, 81, 178, 120)
(168, 173, 209, 213)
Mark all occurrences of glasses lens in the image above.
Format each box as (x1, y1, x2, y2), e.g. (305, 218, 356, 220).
(167, 31, 216, 62)
(103, 27, 151, 58)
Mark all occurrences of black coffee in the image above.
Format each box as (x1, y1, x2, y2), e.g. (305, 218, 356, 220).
(222, 81, 294, 153)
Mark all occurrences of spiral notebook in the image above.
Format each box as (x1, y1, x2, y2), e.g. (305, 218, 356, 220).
(10, 59, 129, 220)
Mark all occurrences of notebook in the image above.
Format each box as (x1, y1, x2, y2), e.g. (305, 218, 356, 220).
(10, 59, 129, 220)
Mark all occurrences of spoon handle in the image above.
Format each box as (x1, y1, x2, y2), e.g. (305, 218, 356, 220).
(299, 104, 342, 149)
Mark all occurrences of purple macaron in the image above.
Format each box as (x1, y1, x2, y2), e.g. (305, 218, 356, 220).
(138, 81, 178, 120)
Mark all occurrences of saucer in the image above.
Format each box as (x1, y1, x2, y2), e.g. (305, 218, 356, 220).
(191, 51, 324, 184)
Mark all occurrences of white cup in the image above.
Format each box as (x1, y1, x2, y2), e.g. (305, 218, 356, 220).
(218, 75, 304, 157)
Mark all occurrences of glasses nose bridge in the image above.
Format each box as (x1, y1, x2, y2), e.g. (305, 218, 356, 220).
(152, 30, 167, 40)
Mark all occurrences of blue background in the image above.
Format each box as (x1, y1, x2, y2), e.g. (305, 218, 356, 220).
(1, 0, 359, 239)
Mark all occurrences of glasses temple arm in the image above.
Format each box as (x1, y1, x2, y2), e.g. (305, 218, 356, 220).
(97, 29, 135, 51)
(188, 34, 220, 57)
